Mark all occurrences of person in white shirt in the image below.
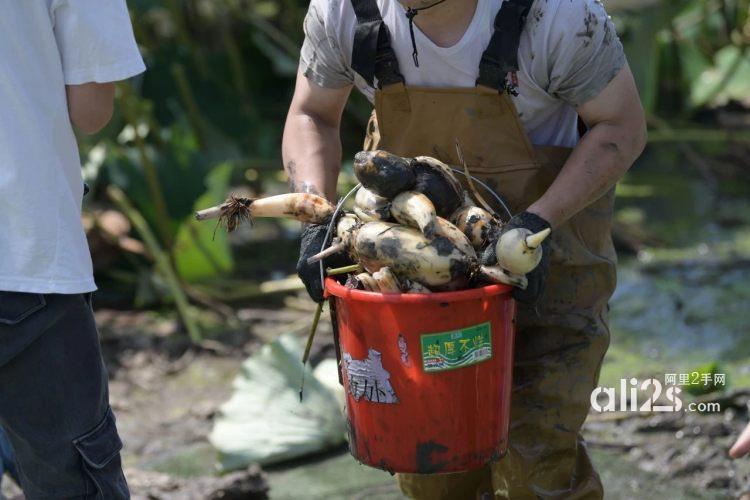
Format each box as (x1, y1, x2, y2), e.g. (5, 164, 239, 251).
(0, 1, 144, 497)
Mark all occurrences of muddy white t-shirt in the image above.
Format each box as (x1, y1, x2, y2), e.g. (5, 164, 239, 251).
(300, 0, 625, 148)
(0, 0, 145, 294)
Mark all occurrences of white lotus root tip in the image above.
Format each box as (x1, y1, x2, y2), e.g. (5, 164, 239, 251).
(524, 228, 551, 249)
(496, 227, 551, 276)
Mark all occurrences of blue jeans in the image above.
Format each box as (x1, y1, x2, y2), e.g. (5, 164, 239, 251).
(0, 292, 129, 499)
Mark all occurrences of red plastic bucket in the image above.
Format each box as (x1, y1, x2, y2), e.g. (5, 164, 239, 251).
(325, 278, 516, 474)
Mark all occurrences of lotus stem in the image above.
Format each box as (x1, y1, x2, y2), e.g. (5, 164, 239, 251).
(327, 264, 362, 276)
(299, 301, 325, 402)
(108, 186, 202, 342)
(302, 301, 324, 365)
(455, 139, 498, 217)
(307, 240, 347, 264)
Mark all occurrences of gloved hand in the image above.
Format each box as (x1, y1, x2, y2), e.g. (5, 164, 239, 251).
(296, 217, 351, 302)
(482, 211, 551, 305)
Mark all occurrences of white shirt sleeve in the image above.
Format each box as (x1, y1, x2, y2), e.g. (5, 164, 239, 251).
(299, 0, 355, 89)
(543, 0, 625, 107)
(51, 0, 146, 85)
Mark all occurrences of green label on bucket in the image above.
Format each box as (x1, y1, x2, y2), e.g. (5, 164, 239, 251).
(420, 322, 492, 373)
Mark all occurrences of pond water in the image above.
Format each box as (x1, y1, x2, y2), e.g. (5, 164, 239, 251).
(603, 146, 750, 389)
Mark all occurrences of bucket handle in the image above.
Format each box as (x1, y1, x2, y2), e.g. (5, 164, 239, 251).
(318, 170, 512, 286)
(450, 167, 513, 221)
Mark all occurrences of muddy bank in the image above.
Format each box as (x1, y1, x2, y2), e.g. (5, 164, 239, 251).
(586, 406, 750, 497)
(2, 299, 747, 499)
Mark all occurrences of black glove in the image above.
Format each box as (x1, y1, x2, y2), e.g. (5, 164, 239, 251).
(296, 218, 351, 302)
(482, 211, 551, 305)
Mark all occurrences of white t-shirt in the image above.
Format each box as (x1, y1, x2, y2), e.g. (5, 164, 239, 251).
(300, 0, 625, 147)
(0, 0, 145, 294)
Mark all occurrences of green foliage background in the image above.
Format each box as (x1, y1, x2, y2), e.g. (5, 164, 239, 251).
(79, 0, 750, 315)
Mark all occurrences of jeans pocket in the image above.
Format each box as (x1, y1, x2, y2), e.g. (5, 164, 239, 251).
(73, 408, 129, 500)
(0, 292, 46, 326)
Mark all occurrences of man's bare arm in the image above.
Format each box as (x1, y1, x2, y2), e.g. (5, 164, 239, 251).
(527, 64, 647, 228)
(66, 82, 116, 135)
(282, 70, 352, 201)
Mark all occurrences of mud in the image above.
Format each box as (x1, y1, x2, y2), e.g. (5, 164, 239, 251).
(447, 258, 472, 286)
(434, 218, 476, 258)
(354, 222, 469, 289)
(0, 289, 742, 499)
(280, 194, 335, 224)
(414, 441, 449, 474)
(378, 235, 404, 259)
(412, 163, 463, 217)
(126, 465, 268, 499)
(354, 187, 392, 222)
(584, 406, 750, 496)
(452, 206, 498, 250)
(354, 150, 415, 199)
(530, 5, 544, 25)
(430, 235, 457, 257)
(579, 2, 600, 47)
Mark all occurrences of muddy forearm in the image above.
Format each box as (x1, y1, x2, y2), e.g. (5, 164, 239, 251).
(282, 112, 342, 202)
(527, 121, 645, 228)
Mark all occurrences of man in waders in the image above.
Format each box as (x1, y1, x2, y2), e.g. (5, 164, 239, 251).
(288, 0, 646, 497)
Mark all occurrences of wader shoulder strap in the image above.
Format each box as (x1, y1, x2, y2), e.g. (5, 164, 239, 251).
(350, 0, 404, 88)
(477, 0, 534, 93)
